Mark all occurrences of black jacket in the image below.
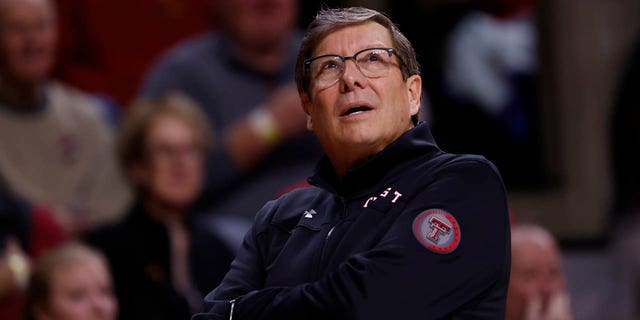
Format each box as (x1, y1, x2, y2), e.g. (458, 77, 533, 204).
(194, 123, 510, 319)
(89, 202, 234, 320)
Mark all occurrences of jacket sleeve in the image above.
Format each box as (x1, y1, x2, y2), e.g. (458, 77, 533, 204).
(195, 159, 510, 320)
(192, 200, 277, 320)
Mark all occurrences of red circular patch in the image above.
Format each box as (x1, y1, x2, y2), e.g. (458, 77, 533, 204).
(412, 209, 461, 254)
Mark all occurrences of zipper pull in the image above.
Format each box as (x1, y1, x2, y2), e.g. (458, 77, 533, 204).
(229, 298, 236, 320)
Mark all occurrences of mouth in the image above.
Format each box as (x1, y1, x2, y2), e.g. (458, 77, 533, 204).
(341, 105, 373, 117)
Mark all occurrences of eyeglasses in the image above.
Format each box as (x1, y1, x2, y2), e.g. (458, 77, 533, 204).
(147, 143, 203, 162)
(305, 47, 397, 89)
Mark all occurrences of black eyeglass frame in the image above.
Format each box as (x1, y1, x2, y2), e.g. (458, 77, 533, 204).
(304, 47, 398, 86)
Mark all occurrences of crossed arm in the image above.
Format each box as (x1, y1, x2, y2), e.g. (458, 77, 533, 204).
(193, 161, 510, 320)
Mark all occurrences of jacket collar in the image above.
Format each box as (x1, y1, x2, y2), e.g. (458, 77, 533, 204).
(308, 122, 441, 198)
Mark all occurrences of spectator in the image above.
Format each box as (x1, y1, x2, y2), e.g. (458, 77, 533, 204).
(24, 242, 117, 320)
(0, 0, 132, 235)
(52, 0, 214, 107)
(0, 190, 66, 319)
(140, 0, 322, 219)
(610, 33, 640, 320)
(89, 94, 234, 320)
(611, 35, 640, 221)
(437, 0, 549, 189)
(507, 224, 573, 320)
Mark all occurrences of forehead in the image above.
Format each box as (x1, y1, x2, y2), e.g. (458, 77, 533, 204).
(50, 258, 103, 284)
(512, 239, 560, 269)
(312, 21, 393, 56)
(147, 114, 196, 141)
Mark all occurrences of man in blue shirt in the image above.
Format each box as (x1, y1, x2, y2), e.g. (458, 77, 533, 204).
(140, 0, 321, 220)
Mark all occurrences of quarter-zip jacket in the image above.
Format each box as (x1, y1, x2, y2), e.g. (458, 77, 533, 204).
(193, 123, 510, 320)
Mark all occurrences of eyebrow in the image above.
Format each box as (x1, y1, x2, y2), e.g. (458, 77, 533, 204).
(313, 41, 391, 56)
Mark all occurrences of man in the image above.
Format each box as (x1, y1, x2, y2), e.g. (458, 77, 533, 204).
(507, 224, 573, 320)
(193, 7, 510, 320)
(140, 0, 322, 220)
(0, 0, 131, 235)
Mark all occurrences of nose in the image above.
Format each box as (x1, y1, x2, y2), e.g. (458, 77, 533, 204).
(339, 58, 367, 93)
(90, 293, 117, 320)
(539, 275, 563, 305)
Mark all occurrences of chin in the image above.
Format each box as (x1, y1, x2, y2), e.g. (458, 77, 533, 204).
(15, 70, 49, 84)
(345, 130, 386, 148)
(172, 191, 198, 204)
(160, 189, 198, 207)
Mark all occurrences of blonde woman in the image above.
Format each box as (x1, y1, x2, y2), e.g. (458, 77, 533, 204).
(24, 243, 117, 320)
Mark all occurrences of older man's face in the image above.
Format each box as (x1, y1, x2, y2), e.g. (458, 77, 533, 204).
(302, 21, 421, 168)
(0, 0, 56, 84)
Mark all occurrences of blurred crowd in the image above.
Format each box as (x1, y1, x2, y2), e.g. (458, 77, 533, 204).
(0, 0, 637, 319)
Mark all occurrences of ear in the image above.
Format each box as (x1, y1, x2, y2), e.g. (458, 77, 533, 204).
(300, 92, 314, 131)
(406, 75, 422, 117)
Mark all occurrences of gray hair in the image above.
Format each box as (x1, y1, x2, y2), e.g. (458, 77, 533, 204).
(295, 7, 420, 96)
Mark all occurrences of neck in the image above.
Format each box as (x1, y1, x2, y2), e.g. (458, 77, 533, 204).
(327, 147, 377, 181)
(232, 33, 290, 74)
(0, 74, 43, 108)
(142, 196, 188, 226)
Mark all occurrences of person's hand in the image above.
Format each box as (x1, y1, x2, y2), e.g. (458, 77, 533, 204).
(263, 83, 307, 139)
(524, 292, 573, 320)
(0, 238, 30, 297)
(227, 83, 307, 170)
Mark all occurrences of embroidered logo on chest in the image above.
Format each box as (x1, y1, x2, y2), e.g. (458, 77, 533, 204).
(412, 209, 461, 254)
(363, 187, 403, 208)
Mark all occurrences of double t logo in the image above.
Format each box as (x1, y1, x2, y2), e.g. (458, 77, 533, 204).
(426, 216, 452, 243)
